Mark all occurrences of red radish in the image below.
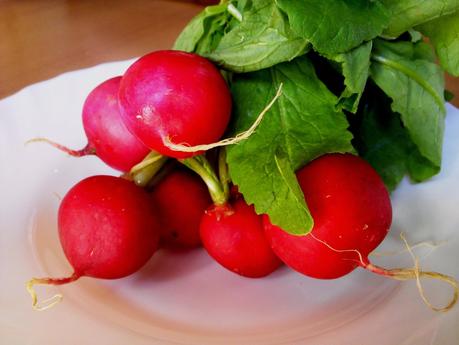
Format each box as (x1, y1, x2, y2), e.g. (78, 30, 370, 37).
(263, 153, 459, 311)
(32, 77, 150, 172)
(27, 175, 160, 309)
(264, 153, 391, 279)
(151, 169, 212, 248)
(118, 50, 232, 158)
(180, 153, 281, 277)
(58, 175, 160, 278)
(200, 199, 282, 278)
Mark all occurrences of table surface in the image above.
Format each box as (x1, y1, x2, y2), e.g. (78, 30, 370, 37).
(1, 0, 458, 106)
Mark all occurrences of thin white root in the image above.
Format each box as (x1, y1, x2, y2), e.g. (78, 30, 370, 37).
(400, 233, 426, 308)
(26, 279, 63, 311)
(366, 233, 458, 313)
(26, 273, 79, 311)
(370, 240, 446, 258)
(164, 83, 283, 152)
(399, 233, 456, 313)
(24, 137, 52, 146)
(309, 233, 367, 266)
(310, 232, 458, 312)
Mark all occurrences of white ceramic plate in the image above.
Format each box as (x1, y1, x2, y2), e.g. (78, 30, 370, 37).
(1, 61, 459, 345)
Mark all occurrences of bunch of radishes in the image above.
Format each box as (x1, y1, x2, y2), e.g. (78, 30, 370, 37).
(28, 50, 457, 312)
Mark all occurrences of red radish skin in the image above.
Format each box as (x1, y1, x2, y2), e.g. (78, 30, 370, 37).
(81, 77, 150, 172)
(118, 50, 232, 158)
(200, 199, 282, 278)
(264, 153, 392, 279)
(151, 169, 212, 248)
(33, 77, 150, 172)
(58, 175, 160, 279)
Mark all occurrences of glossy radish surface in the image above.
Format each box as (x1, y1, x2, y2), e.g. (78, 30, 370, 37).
(264, 153, 392, 279)
(82, 77, 150, 172)
(151, 169, 212, 248)
(200, 199, 282, 278)
(118, 50, 232, 158)
(58, 175, 160, 279)
(36, 77, 150, 172)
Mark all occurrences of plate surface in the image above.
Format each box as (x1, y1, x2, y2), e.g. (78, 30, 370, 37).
(1, 61, 459, 345)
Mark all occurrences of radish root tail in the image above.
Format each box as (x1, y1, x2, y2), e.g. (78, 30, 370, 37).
(25, 137, 95, 157)
(310, 232, 458, 312)
(163, 83, 283, 152)
(370, 240, 446, 258)
(26, 273, 80, 311)
(365, 233, 458, 313)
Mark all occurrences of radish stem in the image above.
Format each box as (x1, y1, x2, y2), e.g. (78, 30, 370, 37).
(180, 155, 227, 206)
(129, 151, 168, 187)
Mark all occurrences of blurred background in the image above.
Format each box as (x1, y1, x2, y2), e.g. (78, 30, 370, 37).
(0, 0, 458, 105)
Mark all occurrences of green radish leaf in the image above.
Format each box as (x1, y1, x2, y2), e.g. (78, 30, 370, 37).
(330, 41, 373, 113)
(370, 39, 446, 175)
(381, 0, 459, 38)
(419, 11, 459, 76)
(227, 56, 353, 235)
(207, 0, 309, 73)
(351, 85, 438, 191)
(173, 3, 230, 54)
(276, 0, 389, 55)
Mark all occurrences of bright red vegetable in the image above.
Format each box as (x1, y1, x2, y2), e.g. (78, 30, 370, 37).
(27, 175, 160, 309)
(57, 175, 160, 279)
(200, 199, 282, 278)
(32, 77, 150, 172)
(151, 169, 212, 248)
(264, 153, 392, 279)
(118, 50, 232, 158)
(81, 77, 150, 172)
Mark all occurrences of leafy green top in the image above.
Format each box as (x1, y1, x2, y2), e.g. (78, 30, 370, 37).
(174, 0, 458, 234)
(227, 57, 353, 234)
(277, 0, 389, 55)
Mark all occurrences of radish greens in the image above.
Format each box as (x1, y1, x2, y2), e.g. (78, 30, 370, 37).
(174, 0, 459, 235)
